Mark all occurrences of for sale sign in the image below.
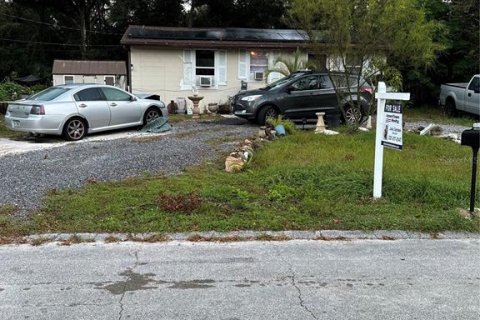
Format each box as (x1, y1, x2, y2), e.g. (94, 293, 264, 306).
(381, 103, 403, 150)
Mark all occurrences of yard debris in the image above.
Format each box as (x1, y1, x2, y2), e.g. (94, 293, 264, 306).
(225, 139, 257, 172)
(257, 126, 277, 140)
(140, 117, 172, 133)
(412, 123, 461, 143)
(322, 129, 340, 135)
(436, 133, 461, 144)
(225, 155, 245, 173)
(419, 123, 443, 136)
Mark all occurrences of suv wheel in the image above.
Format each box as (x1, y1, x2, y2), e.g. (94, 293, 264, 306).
(257, 105, 278, 125)
(344, 104, 362, 125)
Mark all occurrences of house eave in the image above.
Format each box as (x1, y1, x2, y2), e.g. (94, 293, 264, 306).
(121, 39, 312, 50)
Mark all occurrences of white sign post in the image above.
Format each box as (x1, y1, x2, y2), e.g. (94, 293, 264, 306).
(373, 82, 410, 199)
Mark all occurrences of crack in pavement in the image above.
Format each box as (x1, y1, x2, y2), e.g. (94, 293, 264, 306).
(289, 268, 318, 320)
(271, 243, 318, 320)
(118, 250, 140, 320)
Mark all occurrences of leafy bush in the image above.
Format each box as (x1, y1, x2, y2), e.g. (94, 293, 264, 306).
(0, 82, 32, 101)
(266, 115, 297, 135)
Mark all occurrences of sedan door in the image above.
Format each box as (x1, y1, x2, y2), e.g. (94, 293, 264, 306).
(73, 88, 110, 130)
(101, 87, 141, 127)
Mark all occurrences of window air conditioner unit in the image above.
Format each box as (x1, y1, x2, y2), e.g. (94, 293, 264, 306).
(199, 76, 213, 87)
(254, 71, 264, 81)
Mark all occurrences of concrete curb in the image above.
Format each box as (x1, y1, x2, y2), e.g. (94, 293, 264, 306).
(2, 230, 478, 246)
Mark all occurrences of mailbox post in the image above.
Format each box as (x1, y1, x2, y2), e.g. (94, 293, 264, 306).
(461, 123, 480, 214)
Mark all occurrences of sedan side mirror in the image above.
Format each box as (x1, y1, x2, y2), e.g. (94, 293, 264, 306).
(130, 96, 137, 101)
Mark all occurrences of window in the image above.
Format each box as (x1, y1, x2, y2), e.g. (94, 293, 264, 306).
(290, 75, 319, 91)
(64, 75, 74, 84)
(195, 50, 214, 76)
(104, 76, 115, 86)
(101, 87, 131, 101)
(345, 54, 362, 74)
(239, 50, 291, 82)
(249, 50, 268, 80)
(468, 77, 480, 92)
(74, 88, 105, 101)
(182, 50, 227, 89)
(332, 73, 368, 88)
(30, 87, 69, 101)
(319, 75, 333, 89)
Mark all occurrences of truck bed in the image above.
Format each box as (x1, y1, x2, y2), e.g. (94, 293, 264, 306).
(443, 82, 468, 89)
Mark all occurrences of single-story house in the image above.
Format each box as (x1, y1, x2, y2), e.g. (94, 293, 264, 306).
(52, 60, 127, 89)
(120, 26, 367, 110)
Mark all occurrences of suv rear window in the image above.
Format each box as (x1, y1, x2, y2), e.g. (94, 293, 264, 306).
(330, 74, 366, 88)
(29, 87, 69, 101)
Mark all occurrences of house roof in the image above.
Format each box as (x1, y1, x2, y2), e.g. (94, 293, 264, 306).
(120, 26, 316, 49)
(52, 60, 127, 75)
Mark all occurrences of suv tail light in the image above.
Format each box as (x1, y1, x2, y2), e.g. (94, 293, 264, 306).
(360, 86, 374, 95)
(30, 105, 45, 115)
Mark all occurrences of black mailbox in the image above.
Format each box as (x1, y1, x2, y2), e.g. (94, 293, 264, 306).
(461, 129, 480, 150)
(460, 124, 480, 214)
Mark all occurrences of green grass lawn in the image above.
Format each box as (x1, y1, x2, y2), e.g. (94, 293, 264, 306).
(2, 130, 478, 237)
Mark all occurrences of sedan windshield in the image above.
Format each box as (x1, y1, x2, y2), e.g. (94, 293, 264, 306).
(28, 87, 70, 101)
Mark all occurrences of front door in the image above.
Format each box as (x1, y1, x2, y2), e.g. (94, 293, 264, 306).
(101, 87, 141, 126)
(73, 88, 110, 130)
(466, 76, 480, 115)
(282, 75, 320, 119)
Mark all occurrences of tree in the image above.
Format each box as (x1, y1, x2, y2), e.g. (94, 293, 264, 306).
(186, 0, 289, 28)
(265, 48, 315, 79)
(289, 0, 444, 123)
(110, 0, 186, 30)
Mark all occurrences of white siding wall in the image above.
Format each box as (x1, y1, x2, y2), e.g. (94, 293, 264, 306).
(52, 74, 126, 89)
(130, 47, 377, 113)
(130, 47, 296, 112)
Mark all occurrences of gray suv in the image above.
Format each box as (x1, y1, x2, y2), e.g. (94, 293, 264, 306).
(233, 71, 373, 125)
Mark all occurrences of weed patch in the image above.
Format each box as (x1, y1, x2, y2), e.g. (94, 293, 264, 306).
(156, 192, 202, 213)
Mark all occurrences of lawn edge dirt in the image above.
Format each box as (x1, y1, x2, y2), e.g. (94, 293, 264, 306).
(1, 230, 478, 246)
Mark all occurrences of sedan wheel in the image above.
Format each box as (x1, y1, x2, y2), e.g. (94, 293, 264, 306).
(63, 118, 86, 141)
(144, 108, 160, 124)
(344, 105, 362, 125)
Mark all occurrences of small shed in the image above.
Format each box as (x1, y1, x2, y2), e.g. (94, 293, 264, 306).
(52, 60, 127, 89)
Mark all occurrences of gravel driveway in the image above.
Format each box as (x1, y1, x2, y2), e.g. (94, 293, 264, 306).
(0, 117, 257, 217)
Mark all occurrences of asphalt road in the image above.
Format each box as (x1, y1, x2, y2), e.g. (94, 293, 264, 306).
(1, 239, 479, 320)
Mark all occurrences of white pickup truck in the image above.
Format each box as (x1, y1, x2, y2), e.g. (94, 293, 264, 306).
(439, 75, 480, 116)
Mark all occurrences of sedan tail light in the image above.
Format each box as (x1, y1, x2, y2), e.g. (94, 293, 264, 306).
(30, 105, 45, 115)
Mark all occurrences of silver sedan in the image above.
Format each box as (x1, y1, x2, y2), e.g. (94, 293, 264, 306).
(4, 84, 167, 140)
